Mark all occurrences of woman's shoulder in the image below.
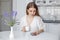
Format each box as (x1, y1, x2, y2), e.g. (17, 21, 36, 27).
(35, 16, 44, 23)
(34, 16, 43, 22)
(35, 16, 42, 20)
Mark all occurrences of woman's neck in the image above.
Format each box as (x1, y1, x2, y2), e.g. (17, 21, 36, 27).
(27, 15, 34, 18)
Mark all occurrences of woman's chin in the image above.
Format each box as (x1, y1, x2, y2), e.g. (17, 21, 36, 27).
(31, 14, 35, 16)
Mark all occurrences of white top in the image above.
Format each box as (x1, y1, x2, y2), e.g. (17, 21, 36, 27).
(20, 15, 45, 32)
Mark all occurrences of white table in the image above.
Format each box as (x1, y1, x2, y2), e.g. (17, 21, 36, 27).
(0, 31, 59, 40)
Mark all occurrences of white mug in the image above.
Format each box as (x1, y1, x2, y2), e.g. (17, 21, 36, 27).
(25, 25, 30, 32)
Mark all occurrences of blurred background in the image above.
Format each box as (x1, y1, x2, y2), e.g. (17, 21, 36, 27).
(0, 0, 60, 37)
(0, 0, 60, 40)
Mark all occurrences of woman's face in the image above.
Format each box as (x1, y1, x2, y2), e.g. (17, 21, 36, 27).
(27, 7, 36, 16)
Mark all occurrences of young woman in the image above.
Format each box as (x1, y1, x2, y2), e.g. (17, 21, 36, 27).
(20, 2, 45, 36)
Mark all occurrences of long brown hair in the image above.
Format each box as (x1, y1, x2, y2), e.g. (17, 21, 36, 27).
(26, 2, 40, 16)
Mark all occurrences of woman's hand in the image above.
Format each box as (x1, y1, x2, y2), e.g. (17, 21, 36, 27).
(21, 26, 26, 32)
(31, 31, 39, 36)
(31, 29, 44, 36)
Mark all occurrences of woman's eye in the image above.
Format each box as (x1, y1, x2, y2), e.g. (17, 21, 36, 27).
(29, 10, 36, 12)
(34, 10, 36, 12)
(33, 10, 36, 13)
(30, 10, 32, 12)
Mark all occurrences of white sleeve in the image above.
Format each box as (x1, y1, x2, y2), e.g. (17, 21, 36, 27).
(36, 17, 45, 31)
(20, 17, 25, 31)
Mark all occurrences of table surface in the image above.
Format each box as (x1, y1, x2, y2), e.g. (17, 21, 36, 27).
(0, 31, 59, 40)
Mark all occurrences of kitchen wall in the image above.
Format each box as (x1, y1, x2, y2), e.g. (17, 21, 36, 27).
(0, 1, 1, 31)
(0, 0, 12, 31)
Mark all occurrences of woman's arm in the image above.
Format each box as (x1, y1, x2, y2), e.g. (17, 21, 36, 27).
(31, 29, 44, 36)
(20, 16, 27, 32)
(31, 17, 45, 36)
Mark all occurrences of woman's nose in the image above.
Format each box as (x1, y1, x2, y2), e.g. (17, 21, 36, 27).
(32, 12, 34, 14)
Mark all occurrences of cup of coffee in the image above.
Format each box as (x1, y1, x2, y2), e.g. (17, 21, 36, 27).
(25, 25, 30, 32)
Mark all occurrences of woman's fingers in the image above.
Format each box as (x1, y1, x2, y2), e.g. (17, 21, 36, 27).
(31, 32, 36, 36)
(31, 32, 39, 36)
(22, 27, 26, 32)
